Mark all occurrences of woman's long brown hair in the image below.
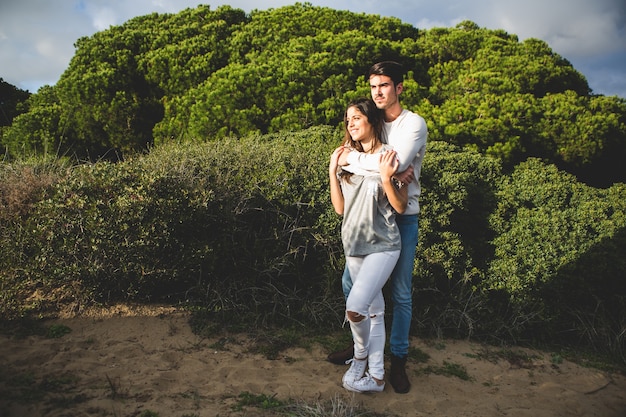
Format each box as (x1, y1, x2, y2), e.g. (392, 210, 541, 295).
(342, 98, 385, 151)
(339, 98, 385, 182)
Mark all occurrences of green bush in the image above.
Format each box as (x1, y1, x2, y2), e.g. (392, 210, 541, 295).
(1, 128, 625, 362)
(487, 158, 626, 354)
(1, 126, 343, 325)
(411, 141, 501, 338)
(0, 158, 68, 318)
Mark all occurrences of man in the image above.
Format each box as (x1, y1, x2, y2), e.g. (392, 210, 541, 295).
(328, 61, 427, 394)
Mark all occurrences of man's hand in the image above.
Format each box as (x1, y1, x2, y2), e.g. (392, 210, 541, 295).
(337, 147, 351, 166)
(393, 164, 414, 185)
(329, 146, 345, 174)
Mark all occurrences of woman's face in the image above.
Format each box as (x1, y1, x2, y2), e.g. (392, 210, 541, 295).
(345, 106, 373, 142)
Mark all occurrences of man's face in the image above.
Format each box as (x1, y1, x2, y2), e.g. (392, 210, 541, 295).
(369, 74, 400, 110)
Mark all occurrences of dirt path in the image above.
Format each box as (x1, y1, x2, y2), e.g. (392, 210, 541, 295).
(1, 308, 625, 416)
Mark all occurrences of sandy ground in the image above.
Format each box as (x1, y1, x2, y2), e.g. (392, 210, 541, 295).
(1, 306, 625, 417)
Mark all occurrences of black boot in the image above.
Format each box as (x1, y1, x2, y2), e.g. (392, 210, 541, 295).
(390, 354, 411, 393)
(327, 344, 354, 365)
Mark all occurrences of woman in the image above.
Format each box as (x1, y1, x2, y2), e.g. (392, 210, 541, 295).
(329, 98, 408, 393)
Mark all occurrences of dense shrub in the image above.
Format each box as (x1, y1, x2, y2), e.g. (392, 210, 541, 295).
(0, 126, 343, 325)
(1, 127, 625, 361)
(412, 141, 501, 338)
(487, 159, 626, 355)
(0, 158, 68, 317)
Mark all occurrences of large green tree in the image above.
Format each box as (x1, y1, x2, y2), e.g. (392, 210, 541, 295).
(0, 78, 30, 127)
(2, 86, 61, 157)
(2, 3, 625, 184)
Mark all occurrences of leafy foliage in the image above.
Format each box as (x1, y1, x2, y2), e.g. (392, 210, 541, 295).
(488, 160, 626, 295)
(0, 127, 342, 325)
(0, 78, 30, 127)
(1, 86, 61, 157)
(2, 130, 625, 362)
(2, 4, 624, 184)
(487, 159, 626, 348)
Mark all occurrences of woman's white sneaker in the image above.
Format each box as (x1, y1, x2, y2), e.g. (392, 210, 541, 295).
(344, 373, 385, 393)
(342, 358, 367, 387)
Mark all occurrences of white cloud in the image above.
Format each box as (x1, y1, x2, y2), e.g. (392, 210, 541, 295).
(488, 0, 626, 59)
(34, 39, 55, 57)
(416, 17, 466, 30)
(0, 0, 624, 96)
(87, 6, 118, 31)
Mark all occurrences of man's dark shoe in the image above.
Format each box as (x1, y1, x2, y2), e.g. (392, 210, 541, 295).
(327, 344, 354, 365)
(390, 354, 411, 394)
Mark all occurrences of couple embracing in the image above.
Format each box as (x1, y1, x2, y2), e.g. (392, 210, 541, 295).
(328, 61, 427, 394)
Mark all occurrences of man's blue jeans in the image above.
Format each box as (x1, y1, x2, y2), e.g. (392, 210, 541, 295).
(342, 214, 418, 358)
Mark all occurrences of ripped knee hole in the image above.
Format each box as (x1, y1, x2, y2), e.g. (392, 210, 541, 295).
(346, 311, 376, 322)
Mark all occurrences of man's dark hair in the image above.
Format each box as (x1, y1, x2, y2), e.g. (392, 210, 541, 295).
(367, 61, 405, 86)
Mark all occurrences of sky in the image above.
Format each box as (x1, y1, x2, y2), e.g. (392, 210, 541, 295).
(1, 0, 625, 98)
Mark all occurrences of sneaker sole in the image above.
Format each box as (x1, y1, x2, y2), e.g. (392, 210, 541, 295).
(343, 381, 385, 393)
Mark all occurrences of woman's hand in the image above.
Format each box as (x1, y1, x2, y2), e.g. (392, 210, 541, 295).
(379, 149, 399, 181)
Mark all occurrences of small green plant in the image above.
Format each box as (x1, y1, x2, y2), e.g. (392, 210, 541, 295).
(316, 331, 353, 356)
(232, 392, 284, 411)
(557, 348, 622, 372)
(551, 353, 564, 365)
(431, 341, 446, 351)
(422, 361, 473, 381)
(46, 324, 72, 339)
(467, 346, 539, 368)
(407, 346, 430, 363)
(249, 327, 303, 360)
